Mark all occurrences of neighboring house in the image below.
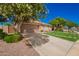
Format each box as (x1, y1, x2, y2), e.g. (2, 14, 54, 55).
(63, 26, 69, 32)
(76, 26, 79, 32)
(63, 26, 78, 32)
(70, 27, 77, 31)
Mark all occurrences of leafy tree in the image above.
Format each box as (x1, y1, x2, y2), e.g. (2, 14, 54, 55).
(49, 17, 66, 26)
(0, 3, 48, 32)
(49, 17, 78, 31)
(66, 21, 78, 28)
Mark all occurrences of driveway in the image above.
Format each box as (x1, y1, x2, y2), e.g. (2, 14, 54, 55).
(67, 42, 79, 56)
(28, 33, 79, 56)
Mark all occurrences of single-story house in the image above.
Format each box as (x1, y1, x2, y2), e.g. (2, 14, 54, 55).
(34, 21, 52, 33)
(20, 20, 52, 33)
(0, 16, 52, 34)
(76, 26, 79, 32)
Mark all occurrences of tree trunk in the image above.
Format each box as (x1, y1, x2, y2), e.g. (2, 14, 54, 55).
(14, 21, 23, 33)
(13, 15, 23, 33)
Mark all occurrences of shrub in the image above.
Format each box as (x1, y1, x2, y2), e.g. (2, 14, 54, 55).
(4, 33, 21, 43)
(55, 28, 63, 32)
(0, 29, 3, 33)
(0, 29, 7, 39)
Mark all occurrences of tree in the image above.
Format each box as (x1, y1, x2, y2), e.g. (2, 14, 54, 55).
(49, 17, 66, 31)
(66, 21, 78, 28)
(49, 17, 78, 31)
(0, 3, 48, 32)
(49, 17, 66, 26)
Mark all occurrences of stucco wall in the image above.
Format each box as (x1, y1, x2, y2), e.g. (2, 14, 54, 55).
(0, 26, 15, 34)
(20, 23, 52, 33)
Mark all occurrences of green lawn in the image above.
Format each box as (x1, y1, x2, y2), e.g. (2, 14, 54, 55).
(46, 31, 79, 42)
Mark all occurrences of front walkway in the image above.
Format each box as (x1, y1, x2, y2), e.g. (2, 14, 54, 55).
(30, 34, 79, 56)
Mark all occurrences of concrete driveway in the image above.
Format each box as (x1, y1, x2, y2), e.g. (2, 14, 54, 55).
(67, 42, 79, 56)
(31, 34, 79, 56)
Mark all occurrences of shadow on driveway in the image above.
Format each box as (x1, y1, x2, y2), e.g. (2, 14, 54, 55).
(23, 33, 49, 47)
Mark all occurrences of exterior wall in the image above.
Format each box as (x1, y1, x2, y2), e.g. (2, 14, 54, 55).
(76, 27, 79, 32)
(20, 23, 52, 33)
(3, 26, 8, 33)
(0, 25, 15, 34)
(8, 26, 15, 34)
(39, 26, 43, 32)
(38, 26, 52, 32)
(21, 23, 37, 33)
(0, 26, 2, 29)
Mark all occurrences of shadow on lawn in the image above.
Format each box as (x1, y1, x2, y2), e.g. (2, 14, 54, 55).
(23, 33, 49, 47)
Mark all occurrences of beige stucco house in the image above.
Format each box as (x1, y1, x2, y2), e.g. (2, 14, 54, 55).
(20, 21, 52, 33)
(33, 21, 52, 33)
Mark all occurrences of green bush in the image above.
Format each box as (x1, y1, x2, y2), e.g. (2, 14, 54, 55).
(4, 33, 21, 43)
(0, 29, 22, 43)
(0, 29, 3, 33)
(0, 29, 7, 39)
(55, 28, 63, 31)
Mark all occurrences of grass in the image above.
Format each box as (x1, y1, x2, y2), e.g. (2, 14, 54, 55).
(46, 31, 79, 42)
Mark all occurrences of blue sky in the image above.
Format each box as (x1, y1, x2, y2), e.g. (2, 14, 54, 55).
(40, 3, 79, 25)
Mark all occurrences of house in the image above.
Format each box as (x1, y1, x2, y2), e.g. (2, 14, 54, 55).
(33, 21, 52, 33)
(0, 16, 52, 34)
(76, 26, 79, 32)
(63, 26, 69, 32)
(70, 27, 77, 31)
(20, 20, 52, 33)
